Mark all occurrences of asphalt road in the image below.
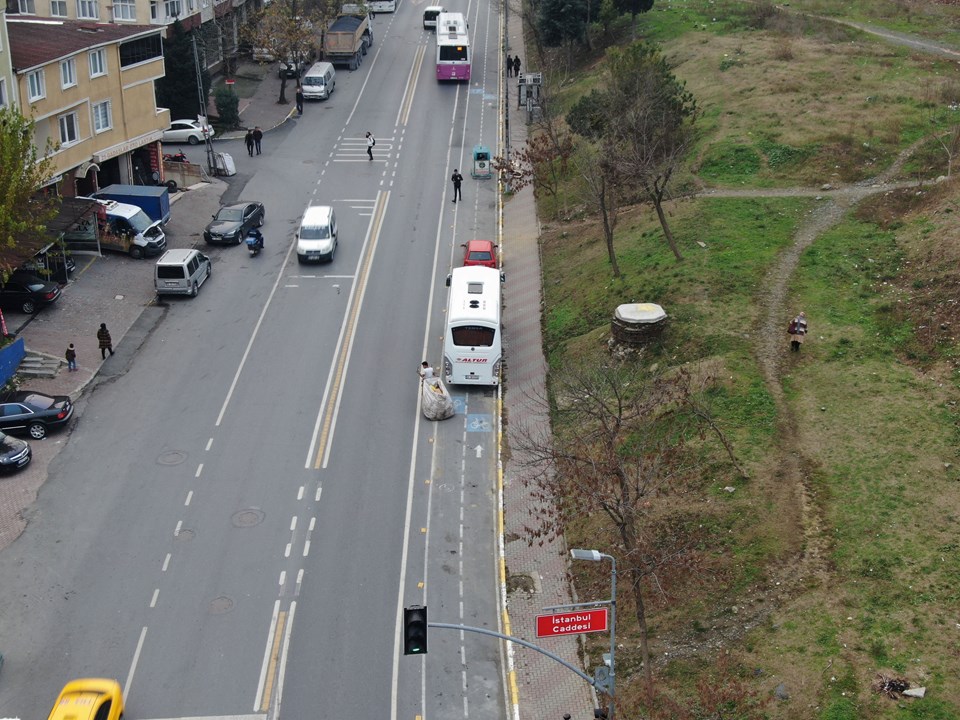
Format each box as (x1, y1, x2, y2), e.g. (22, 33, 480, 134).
(0, 1, 504, 719)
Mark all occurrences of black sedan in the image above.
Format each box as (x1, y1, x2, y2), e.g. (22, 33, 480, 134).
(0, 391, 73, 439)
(203, 201, 265, 245)
(0, 432, 31, 471)
(0, 272, 61, 314)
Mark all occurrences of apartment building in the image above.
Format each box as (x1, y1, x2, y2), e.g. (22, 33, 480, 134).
(4, 0, 260, 74)
(0, 8, 13, 108)
(7, 17, 170, 196)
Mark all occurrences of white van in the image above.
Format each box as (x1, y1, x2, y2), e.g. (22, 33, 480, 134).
(155, 249, 212, 297)
(296, 206, 337, 263)
(302, 62, 336, 100)
(423, 5, 444, 29)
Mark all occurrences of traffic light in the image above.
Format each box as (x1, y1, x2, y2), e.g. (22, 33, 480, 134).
(403, 605, 428, 655)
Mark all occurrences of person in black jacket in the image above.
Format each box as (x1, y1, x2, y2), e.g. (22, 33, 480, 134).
(451, 169, 463, 203)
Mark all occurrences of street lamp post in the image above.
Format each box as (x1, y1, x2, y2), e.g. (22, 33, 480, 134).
(571, 548, 616, 720)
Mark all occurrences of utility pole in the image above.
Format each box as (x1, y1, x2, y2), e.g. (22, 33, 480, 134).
(191, 33, 216, 175)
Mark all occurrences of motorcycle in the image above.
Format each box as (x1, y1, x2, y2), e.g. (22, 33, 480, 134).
(163, 151, 188, 163)
(246, 230, 264, 257)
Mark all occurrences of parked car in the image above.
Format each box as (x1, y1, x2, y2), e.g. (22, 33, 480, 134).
(0, 431, 31, 471)
(204, 201, 266, 245)
(462, 239, 498, 269)
(162, 118, 214, 145)
(0, 272, 62, 314)
(278, 57, 307, 78)
(48, 678, 124, 720)
(0, 390, 73, 439)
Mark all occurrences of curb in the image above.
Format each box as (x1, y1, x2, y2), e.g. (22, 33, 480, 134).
(216, 107, 299, 141)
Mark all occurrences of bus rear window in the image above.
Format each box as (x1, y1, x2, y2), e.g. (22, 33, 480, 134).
(439, 45, 468, 62)
(452, 326, 495, 347)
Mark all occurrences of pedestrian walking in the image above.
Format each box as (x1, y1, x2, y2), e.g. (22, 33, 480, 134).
(295, 85, 304, 116)
(513, 55, 521, 77)
(97, 323, 114, 359)
(65, 343, 77, 372)
(788, 311, 808, 352)
(506, 54, 513, 77)
(451, 169, 463, 203)
(253, 126, 263, 155)
(366, 131, 375, 161)
(244, 129, 254, 157)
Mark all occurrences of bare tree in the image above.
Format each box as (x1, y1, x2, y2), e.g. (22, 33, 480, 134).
(516, 361, 743, 695)
(494, 82, 575, 216)
(571, 140, 625, 277)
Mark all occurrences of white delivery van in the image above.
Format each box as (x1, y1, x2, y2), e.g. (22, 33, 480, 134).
(296, 205, 337, 263)
(301, 62, 336, 100)
(74, 198, 166, 259)
(423, 5, 444, 29)
(155, 249, 211, 297)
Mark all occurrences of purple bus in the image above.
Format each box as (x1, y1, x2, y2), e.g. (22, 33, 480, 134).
(436, 12, 470, 81)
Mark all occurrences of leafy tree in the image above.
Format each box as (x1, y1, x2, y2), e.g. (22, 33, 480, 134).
(606, 42, 698, 261)
(156, 20, 211, 122)
(0, 107, 60, 278)
(214, 86, 240, 130)
(244, 0, 323, 104)
(537, 0, 589, 49)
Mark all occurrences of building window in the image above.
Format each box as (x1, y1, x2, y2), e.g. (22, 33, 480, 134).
(58, 112, 79, 145)
(0, 79, 7, 108)
(18, 0, 35, 12)
(150, 0, 157, 19)
(92, 100, 112, 132)
(60, 58, 77, 89)
(119, 34, 162, 67)
(163, 0, 180, 17)
(50, 0, 67, 15)
(27, 70, 45, 101)
(76, 0, 97, 18)
(89, 49, 106, 77)
(113, 0, 135, 19)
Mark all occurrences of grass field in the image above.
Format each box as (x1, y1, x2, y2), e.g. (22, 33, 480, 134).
(528, 0, 960, 717)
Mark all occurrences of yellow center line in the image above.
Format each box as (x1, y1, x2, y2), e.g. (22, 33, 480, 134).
(259, 611, 287, 712)
(313, 191, 390, 469)
(400, 44, 427, 127)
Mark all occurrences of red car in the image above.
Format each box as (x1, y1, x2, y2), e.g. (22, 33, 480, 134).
(462, 239, 498, 269)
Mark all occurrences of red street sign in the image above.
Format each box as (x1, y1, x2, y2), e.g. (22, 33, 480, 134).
(536, 609, 608, 638)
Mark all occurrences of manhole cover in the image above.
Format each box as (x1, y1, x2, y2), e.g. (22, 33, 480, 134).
(176, 528, 194, 541)
(232, 509, 265, 527)
(209, 596, 234, 614)
(158, 450, 187, 465)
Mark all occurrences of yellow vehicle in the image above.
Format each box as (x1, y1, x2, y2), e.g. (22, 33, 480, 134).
(48, 679, 124, 720)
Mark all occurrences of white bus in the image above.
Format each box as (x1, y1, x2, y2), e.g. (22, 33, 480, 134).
(443, 266, 502, 386)
(436, 12, 470, 81)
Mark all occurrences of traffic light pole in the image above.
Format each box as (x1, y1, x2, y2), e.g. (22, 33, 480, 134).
(427, 622, 596, 688)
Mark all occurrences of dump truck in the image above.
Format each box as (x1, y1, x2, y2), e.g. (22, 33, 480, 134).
(323, 9, 372, 70)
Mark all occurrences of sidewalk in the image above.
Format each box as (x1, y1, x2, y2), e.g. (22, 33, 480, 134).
(209, 59, 299, 140)
(500, 15, 597, 720)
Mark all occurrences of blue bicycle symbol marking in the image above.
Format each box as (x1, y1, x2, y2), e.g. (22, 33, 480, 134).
(466, 414, 492, 432)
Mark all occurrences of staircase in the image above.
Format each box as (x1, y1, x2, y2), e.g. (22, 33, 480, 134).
(18, 352, 62, 378)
